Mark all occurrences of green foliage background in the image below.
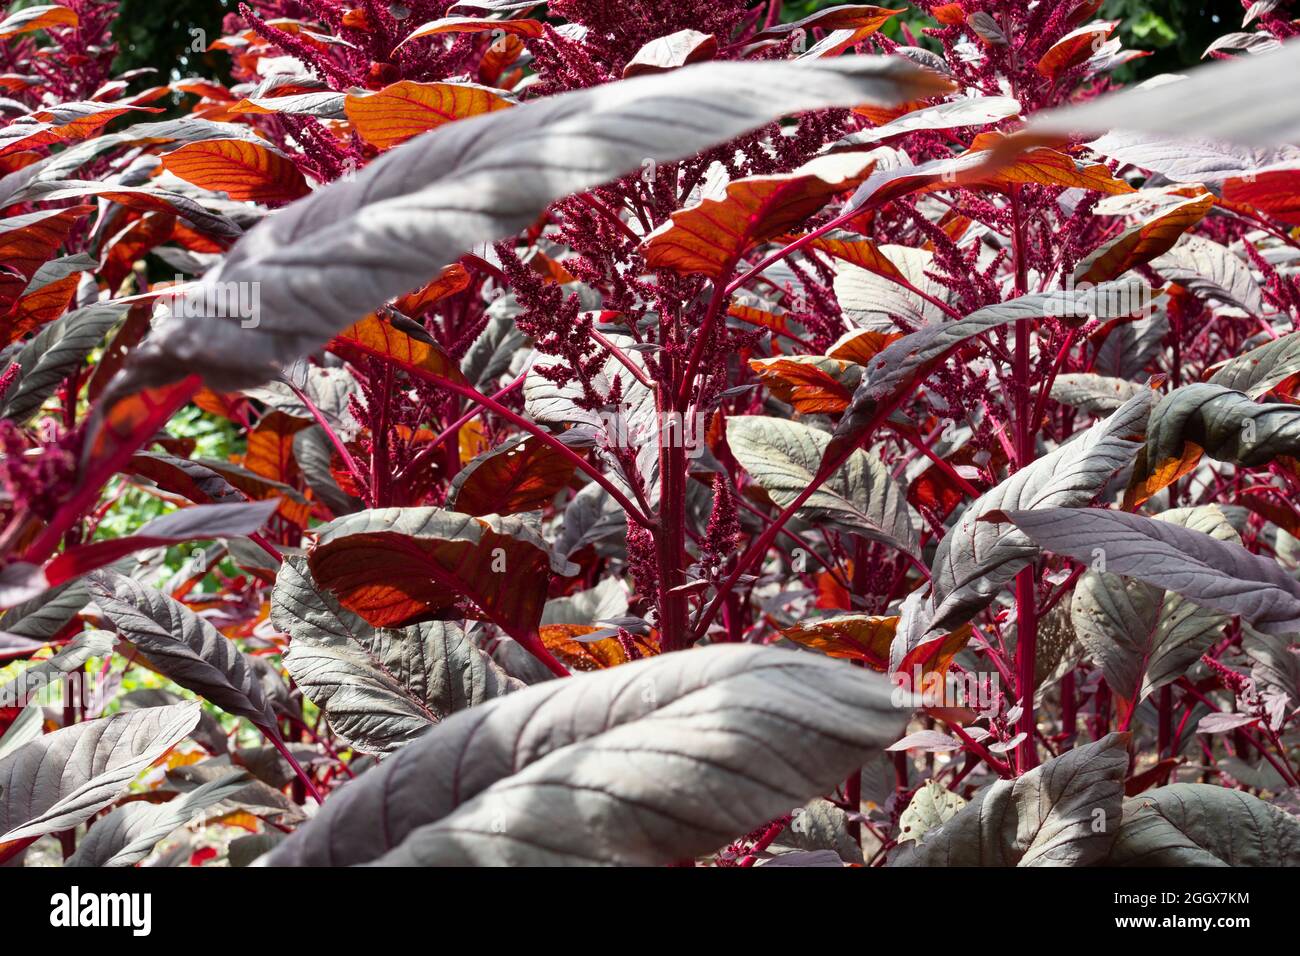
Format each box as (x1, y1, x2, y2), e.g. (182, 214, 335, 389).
(111, 0, 233, 82)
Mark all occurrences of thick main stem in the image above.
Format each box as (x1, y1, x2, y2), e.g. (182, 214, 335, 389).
(1157, 684, 1173, 757)
(1009, 187, 1039, 772)
(657, 308, 690, 649)
(1013, 566, 1039, 770)
(657, 433, 688, 650)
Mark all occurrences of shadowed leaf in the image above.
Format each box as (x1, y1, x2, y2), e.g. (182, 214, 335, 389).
(271, 556, 521, 754)
(265, 644, 906, 866)
(1002, 507, 1300, 635)
(891, 734, 1129, 866)
(88, 571, 279, 726)
(0, 702, 200, 843)
(1108, 784, 1300, 865)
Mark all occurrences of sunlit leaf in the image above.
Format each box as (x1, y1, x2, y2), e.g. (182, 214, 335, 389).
(161, 139, 310, 203)
(345, 81, 514, 151)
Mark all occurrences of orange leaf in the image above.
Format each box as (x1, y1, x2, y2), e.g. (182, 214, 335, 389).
(0, 104, 154, 158)
(967, 133, 1133, 194)
(341, 7, 372, 29)
(798, 233, 906, 283)
(172, 79, 234, 101)
(895, 624, 974, 689)
(815, 564, 853, 610)
(1036, 21, 1118, 79)
(0, 149, 42, 172)
(100, 212, 178, 289)
(540, 624, 633, 671)
(201, 459, 311, 528)
(727, 303, 790, 336)
(529, 250, 576, 285)
(161, 748, 206, 770)
(399, 15, 545, 46)
(5, 272, 80, 341)
(76, 380, 204, 531)
(983, 149, 1133, 194)
(908, 438, 1001, 522)
(394, 263, 471, 315)
(852, 100, 928, 125)
(450, 436, 577, 516)
(749, 355, 858, 414)
(212, 810, 261, 832)
(481, 34, 525, 86)
(1077, 192, 1214, 284)
(458, 417, 490, 467)
(244, 410, 310, 486)
(0, 4, 78, 39)
(0, 206, 93, 281)
(782, 614, 897, 669)
(828, 328, 904, 364)
(931, 4, 967, 26)
(192, 388, 248, 421)
(330, 313, 469, 386)
(753, 5, 906, 42)
(1124, 441, 1204, 510)
(307, 515, 560, 637)
(345, 80, 513, 150)
(925, 210, 972, 250)
(643, 152, 878, 279)
(1222, 168, 1300, 225)
(161, 139, 310, 202)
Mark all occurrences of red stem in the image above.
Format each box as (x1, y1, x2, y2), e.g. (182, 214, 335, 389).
(285, 376, 369, 503)
(256, 723, 325, 806)
(401, 372, 527, 483)
(0, 836, 37, 866)
(1009, 187, 1039, 773)
(737, 815, 793, 867)
(397, 366, 656, 530)
(692, 388, 917, 642)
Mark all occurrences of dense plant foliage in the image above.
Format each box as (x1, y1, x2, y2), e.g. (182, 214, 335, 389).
(2, 0, 1300, 869)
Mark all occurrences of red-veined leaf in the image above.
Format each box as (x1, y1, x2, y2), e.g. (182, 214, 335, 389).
(307, 508, 576, 655)
(161, 139, 310, 203)
(329, 313, 469, 386)
(1075, 192, 1215, 283)
(644, 152, 878, 278)
(749, 356, 859, 414)
(448, 435, 577, 516)
(345, 81, 513, 151)
(398, 15, 545, 47)
(782, 614, 897, 668)
(1036, 21, 1118, 79)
